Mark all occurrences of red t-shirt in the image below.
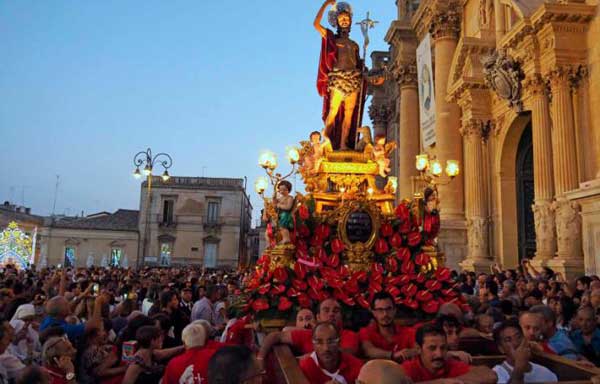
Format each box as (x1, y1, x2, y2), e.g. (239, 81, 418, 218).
(42, 367, 69, 384)
(291, 328, 360, 355)
(358, 322, 417, 351)
(401, 356, 471, 381)
(299, 352, 364, 384)
(162, 346, 219, 384)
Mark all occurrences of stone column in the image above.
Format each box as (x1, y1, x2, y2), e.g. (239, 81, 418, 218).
(460, 120, 491, 270)
(524, 74, 556, 262)
(394, 62, 420, 200)
(431, 10, 464, 221)
(547, 66, 583, 276)
(493, 0, 505, 44)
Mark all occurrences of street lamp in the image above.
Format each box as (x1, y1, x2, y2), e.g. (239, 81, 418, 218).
(132, 148, 173, 268)
(414, 153, 459, 196)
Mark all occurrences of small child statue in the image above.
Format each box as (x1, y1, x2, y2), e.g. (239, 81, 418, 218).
(274, 180, 295, 244)
(365, 135, 397, 177)
(304, 130, 332, 174)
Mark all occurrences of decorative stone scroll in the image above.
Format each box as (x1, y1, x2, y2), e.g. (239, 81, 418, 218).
(482, 50, 525, 112)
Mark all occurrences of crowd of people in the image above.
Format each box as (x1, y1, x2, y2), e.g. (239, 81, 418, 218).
(0, 259, 599, 384)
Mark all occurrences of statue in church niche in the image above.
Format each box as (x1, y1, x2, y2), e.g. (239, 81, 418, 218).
(314, 0, 367, 151)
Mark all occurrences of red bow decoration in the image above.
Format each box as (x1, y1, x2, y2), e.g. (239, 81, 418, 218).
(442, 288, 458, 298)
(310, 233, 324, 247)
(326, 254, 340, 268)
(316, 224, 331, 239)
(331, 238, 345, 254)
(345, 279, 359, 295)
(401, 260, 415, 275)
(407, 232, 422, 247)
(423, 212, 440, 237)
(415, 253, 430, 266)
(251, 298, 269, 312)
(404, 298, 419, 310)
(425, 280, 442, 291)
(258, 283, 271, 295)
(435, 268, 452, 282)
(298, 205, 310, 220)
(273, 268, 288, 283)
(390, 233, 403, 249)
(286, 287, 299, 297)
(386, 257, 398, 273)
(271, 284, 286, 295)
(374, 238, 389, 254)
(422, 299, 440, 314)
(401, 283, 418, 297)
(292, 279, 307, 291)
(354, 294, 370, 309)
(353, 271, 368, 283)
(278, 297, 293, 311)
(396, 247, 411, 262)
(395, 203, 410, 222)
(386, 285, 401, 298)
(380, 222, 393, 237)
(294, 262, 307, 279)
(416, 290, 433, 302)
(415, 272, 427, 284)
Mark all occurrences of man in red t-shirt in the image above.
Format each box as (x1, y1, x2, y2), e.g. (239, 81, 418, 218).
(258, 298, 360, 361)
(298, 322, 364, 384)
(162, 323, 223, 384)
(360, 292, 418, 362)
(400, 324, 497, 383)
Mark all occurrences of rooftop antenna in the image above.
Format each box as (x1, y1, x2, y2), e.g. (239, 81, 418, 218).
(52, 175, 60, 216)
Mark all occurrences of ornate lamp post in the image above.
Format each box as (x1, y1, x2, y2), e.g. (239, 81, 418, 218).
(414, 153, 460, 197)
(132, 148, 173, 268)
(254, 147, 300, 244)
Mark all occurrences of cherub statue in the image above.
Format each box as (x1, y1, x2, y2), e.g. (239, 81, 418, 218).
(356, 126, 373, 152)
(302, 130, 332, 175)
(364, 134, 397, 177)
(274, 180, 295, 244)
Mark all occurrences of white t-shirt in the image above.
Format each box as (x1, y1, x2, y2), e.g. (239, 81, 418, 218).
(493, 361, 558, 383)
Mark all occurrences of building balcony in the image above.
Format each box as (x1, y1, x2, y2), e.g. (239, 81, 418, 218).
(156, 214, 177, 228)
(203, 217, 225, 230)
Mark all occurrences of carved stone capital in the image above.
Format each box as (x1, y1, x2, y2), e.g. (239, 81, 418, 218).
(368, 104, 391, 126)
(552, 198, 582, 260)
(532, 201, 556, 260)
(467, 217, 489, 260)
(429, 8, 461, 41)
(547, 65, 576, 90)
(523, 74, 548, 99)
(392, 62, 418, 88)
(460, 120, 493, 142)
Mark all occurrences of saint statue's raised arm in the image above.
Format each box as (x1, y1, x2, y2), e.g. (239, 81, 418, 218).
(314, 0, 366, 150)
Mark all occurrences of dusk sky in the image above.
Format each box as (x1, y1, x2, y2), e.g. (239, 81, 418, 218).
(0, 1, 395, 225)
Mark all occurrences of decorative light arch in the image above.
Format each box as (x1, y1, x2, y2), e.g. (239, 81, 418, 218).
(0, 222, 33, 269)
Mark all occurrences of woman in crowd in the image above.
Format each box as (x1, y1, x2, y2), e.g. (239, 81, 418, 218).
(78, 319, 127, 384)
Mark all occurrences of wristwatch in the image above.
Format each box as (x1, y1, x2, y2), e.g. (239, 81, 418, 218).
(65, 372, 75, 381)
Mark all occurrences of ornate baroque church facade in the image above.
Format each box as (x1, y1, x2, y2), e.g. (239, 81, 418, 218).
(371, 0, 600, 276)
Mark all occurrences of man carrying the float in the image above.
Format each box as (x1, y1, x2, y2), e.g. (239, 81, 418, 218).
(314, 0, 365, 150)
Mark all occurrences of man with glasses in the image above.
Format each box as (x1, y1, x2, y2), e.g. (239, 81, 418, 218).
(399, 324, 497, 383)
(257, 298, 359, 362)
(298, 322, 363, 384)
(360, 292, 419, 362)
(492, 320, 557, 383)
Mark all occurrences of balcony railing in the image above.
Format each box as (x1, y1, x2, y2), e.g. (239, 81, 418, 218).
(155, 214, 177, 228)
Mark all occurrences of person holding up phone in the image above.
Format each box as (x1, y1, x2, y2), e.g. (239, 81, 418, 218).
(41, 335, 78, 384)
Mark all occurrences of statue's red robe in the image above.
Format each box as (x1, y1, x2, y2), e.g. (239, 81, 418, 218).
(317, 29, 367, 150)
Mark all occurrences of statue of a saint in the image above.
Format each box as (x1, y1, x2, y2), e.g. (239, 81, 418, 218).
(315, 0, 366, 151)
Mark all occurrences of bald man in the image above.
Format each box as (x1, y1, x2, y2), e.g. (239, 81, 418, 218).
(40, 294, 107, 343)
(357, 360, 413, 384)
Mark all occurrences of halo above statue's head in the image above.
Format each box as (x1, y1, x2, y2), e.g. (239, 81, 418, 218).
(328, 2, 353, 29)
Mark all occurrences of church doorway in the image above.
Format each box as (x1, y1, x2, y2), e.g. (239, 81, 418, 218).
(516, 123, 536, 261)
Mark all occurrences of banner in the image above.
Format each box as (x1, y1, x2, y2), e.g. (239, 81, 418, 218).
(416, 33, 436, 148)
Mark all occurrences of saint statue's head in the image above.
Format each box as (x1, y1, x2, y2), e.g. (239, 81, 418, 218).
(328, 2, 353, 34)
(277, 180, 292, 195)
